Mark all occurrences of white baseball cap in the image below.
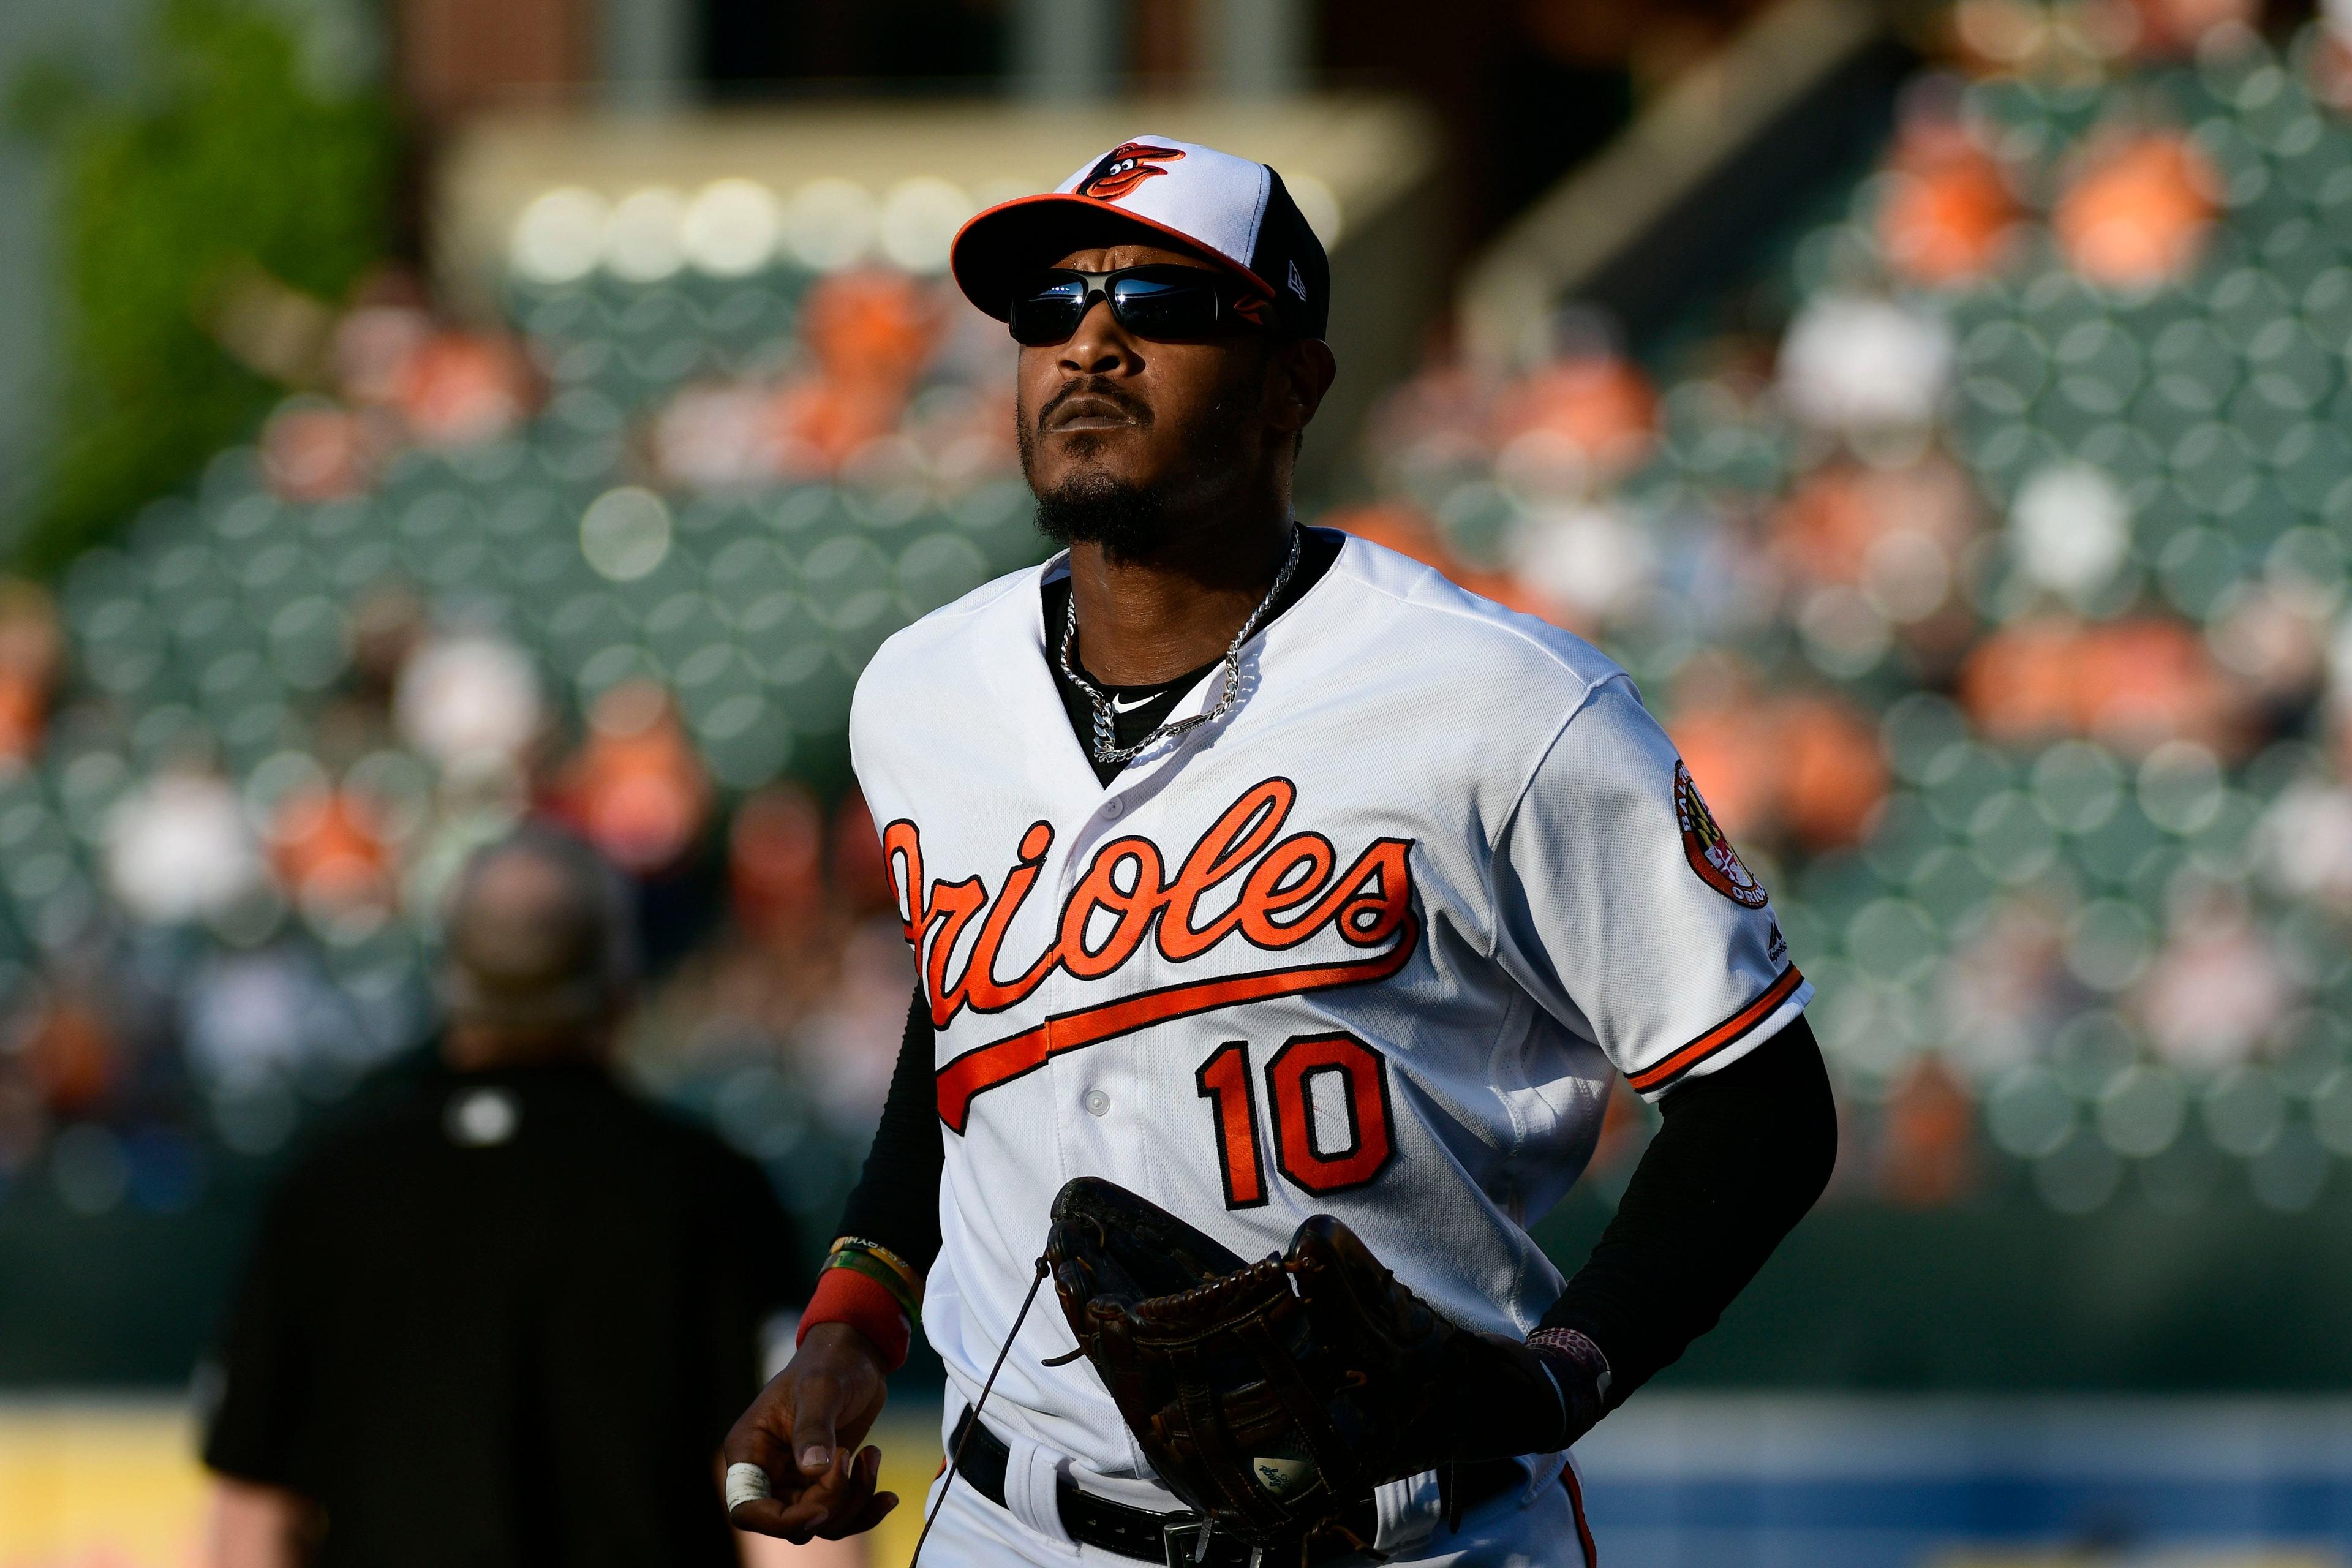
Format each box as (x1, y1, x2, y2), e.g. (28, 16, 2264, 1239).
(951, 134, 1331, 339)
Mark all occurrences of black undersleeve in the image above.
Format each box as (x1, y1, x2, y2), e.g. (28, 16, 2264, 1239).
(1539, 1017, 1838, 1401)
(832, 987, 946, 1270)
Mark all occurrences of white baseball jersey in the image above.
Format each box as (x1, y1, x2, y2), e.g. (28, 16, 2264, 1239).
(847, 529, 1809, 1509)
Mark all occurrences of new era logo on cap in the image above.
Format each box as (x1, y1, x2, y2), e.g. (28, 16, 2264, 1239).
(950, 132, 1332, 339)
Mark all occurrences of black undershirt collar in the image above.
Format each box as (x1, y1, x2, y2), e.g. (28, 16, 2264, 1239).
(1043, 527, 1343, 786)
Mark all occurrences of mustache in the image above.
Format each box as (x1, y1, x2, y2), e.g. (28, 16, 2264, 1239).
(1037, 377, 1153, 433)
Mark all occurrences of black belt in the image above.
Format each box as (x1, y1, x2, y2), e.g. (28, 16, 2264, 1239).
(948, 1407, 1523, 1566)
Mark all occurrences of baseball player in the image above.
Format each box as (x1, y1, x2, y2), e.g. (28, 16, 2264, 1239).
(723, 136, 1837, 1566)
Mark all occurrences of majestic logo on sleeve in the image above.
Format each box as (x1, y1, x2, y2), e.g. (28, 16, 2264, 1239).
(882, 778, 1419, 1133)
(1077, 142, 1185, 202)
(1674, 761, 1768, 908)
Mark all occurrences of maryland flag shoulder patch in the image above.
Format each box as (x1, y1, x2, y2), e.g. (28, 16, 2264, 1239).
(1673, 761, 1768, 908)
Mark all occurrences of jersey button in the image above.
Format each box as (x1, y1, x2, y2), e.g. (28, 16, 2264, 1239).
(1101, 797, 1125, 820)
(1084, 1089, 1110, 1117)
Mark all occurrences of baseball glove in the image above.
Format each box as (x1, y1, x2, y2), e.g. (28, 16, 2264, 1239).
(1042, 1177, 1571, 1548)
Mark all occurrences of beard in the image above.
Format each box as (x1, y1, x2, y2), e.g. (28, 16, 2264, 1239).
(1020, 368, 1264, 566)
(1031, 467, 1171, 562)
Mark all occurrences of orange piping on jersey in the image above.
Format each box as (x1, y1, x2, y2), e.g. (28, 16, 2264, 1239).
(933, 914, 1419, 1133)
(1625, 964, 1804, 1095)
(1561, 1461, 1599, 1567)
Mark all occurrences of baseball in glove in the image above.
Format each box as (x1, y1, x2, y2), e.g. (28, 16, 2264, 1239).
(1042, 1177, 1597, 1551)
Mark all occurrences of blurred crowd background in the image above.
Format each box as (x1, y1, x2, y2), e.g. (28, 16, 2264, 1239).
(9, 0, 2352, 1563)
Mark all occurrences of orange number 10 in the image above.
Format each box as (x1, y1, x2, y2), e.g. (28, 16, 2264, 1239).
(1194, 1033, 1394, 1211)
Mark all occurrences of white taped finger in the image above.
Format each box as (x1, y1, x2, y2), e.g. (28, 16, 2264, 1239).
(726, 1461, 775, 1512)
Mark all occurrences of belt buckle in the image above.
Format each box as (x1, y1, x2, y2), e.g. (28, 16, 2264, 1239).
(1164, 1518, 1259, 1568)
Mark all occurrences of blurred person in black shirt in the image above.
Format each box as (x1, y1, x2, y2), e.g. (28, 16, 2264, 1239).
(198, 823, 831, 1567)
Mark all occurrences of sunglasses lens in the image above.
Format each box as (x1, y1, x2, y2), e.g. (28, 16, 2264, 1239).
(1109, 271, 1221, 339)
(1008, 276, 1090, 345)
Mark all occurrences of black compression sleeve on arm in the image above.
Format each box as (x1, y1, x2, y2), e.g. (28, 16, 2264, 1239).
(832, 983, 946, 1272)
(1539, 1016, 1837, 1401)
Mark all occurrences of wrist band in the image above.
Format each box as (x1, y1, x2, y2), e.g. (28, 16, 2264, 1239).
(1526, 1327, 1613, 1444)
(1527, 1326, 1612, 1398)
(798, 1265, 914, 1370)
(824, 1235, 924, 1321)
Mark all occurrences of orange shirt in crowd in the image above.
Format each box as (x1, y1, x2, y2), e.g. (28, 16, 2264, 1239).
(2054, 130, 2219, 289)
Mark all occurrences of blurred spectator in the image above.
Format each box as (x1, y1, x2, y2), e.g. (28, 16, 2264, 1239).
(1959, 616, 2244, 756)
(1877, 98, 2021, 287)
(0, 1063, 43, 1184)
(800, 268, 942, 395)
(1768, 457, 1980, 605)
(1939, 895, 2075, 1079)
(0, 579, 62, 769)
(1776, 295, 1954, 436)
(331, 271, 436, 406)
(731, 784, 831, 952)
(2008, 462, 2132, 605)
(1779, 695, 1893, 851)
(658, 382, 799, 489)
(1876, 1055, 1980, 1206)
(825, 791, 894, 919)
(1491, 345, 1657, 494)
(794, 916, 916, 1129)
(2207, 586, 2329, 722)
(181, 947, 350, 1093)
(198, 824, 819, 1567)
(105, 769, 264, 927)
(268, 785, 395, 927)
(394, 330, 537, 447)
(2258, 779, 2352, 912)
(1325, 503, 1551, 619)
(337, 268, 539, 448)
(2053, 129, 2220, 288)
(2313, 0, 2352, 108)
(555, 682, 712, 876)
(394, 629, 544, 780)
(2126, 0, 2260, 57)
(2136, 877, 2294, 1069)
(260, 399, 376, 504)
(20, 987, 119, 1119)
(349, 581, 429, 707)
(1513, 499, 1659, 630)
(1669, 665, 1887, 850)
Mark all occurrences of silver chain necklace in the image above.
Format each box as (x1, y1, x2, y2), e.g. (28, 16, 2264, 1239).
(1058, 527, 1303, 768)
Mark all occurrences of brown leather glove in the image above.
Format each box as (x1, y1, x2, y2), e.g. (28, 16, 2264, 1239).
(1044, 1177, 1600, 1547)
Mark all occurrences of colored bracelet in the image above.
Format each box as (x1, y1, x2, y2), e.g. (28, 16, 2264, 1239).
(823, 1235, 924, 1322)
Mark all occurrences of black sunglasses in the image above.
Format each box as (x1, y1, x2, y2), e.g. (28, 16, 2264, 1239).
(1006, 265, 1277, 347)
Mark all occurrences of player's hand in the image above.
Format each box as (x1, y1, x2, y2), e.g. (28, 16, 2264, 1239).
(724, 1322, 899, 1540)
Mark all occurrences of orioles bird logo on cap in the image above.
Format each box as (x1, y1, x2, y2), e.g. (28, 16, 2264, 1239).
(1079, 142, 1185, 202)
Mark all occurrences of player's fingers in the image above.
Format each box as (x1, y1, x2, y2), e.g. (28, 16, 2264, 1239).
(790, 1378, 844, 1474)
(809, 1451, 894, 1541)
(727, 1496, 810, 1537)
(832, 1490, 900, 1538)
(790, 1392, 846, 1476)
(815, 1444, 878, 1528)
(725, 1428, 824, 1506)
(768, 1447, 858, 1542)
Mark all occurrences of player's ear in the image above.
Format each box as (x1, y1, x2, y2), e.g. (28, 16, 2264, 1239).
(1266, 337, 1336, 437)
